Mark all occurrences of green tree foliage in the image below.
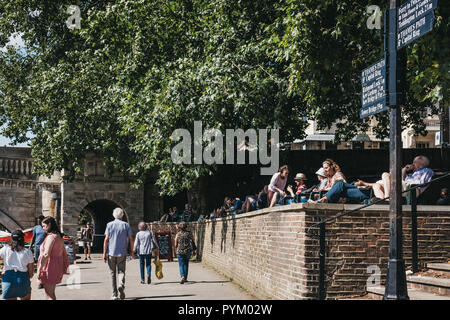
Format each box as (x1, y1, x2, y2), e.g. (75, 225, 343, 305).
(0, 0, 448, 195)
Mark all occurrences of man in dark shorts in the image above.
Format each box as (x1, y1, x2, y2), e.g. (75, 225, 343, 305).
(81, 223, 94, 260)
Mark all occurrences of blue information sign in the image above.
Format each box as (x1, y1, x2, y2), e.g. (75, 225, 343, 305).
(360, 59, 387, 118)
(397, 0, 438, 49)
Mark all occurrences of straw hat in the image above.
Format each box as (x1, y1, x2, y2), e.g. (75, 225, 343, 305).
(294, 173, 307, 180)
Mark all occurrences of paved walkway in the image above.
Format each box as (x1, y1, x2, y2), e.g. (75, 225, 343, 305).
(31, 254, 254, 300)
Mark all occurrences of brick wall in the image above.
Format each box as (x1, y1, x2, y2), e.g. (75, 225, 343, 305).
(147, 203, 450, 299)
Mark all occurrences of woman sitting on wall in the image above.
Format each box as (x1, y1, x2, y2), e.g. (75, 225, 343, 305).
(268, 165, 290, 208)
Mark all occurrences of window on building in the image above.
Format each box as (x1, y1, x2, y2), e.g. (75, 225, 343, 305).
(416, 142, 430, 149)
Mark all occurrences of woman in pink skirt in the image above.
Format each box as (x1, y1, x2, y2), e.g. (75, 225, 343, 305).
(37, 216, 70, 300)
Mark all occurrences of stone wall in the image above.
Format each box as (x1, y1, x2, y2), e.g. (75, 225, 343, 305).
(61, 180, 144, 237)
(148, 203, 450, 299)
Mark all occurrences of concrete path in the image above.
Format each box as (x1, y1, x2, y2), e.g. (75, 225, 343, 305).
(30, 254, 254, 300)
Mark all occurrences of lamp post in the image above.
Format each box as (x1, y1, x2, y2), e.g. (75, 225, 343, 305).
(383, 0, 409, 300)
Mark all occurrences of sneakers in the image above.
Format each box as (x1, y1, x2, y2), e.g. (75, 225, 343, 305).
(147, 276, 151, 285)
(88, 256, 91, 260)
(118, 286, 125, 300)
(140, 280, 145, 284)
(180, 277, 185, 284)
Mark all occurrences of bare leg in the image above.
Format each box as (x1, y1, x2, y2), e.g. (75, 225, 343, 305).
(372, 183, 385, 199)
(355, 179, 376, 187)
(43, 284, 56, 300)
(269, 193, 278, 207)
(244, 197, 255, 213)
(381, 172, 391, 198)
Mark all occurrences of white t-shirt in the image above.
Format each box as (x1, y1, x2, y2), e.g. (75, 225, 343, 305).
(0, 245, 34, 272)
(268, 172, 287, 192)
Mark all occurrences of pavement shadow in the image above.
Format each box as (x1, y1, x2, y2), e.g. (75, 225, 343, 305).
(57, 281, 101, 287)
(186, 280, 230, 285)
(152, 281, 185, 285)
(128, 294, 195, 300)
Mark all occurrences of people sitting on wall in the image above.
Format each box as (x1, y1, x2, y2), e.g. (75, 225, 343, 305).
(172, 206, 182, 222)
(159, 207, 174, 222)
(268, 165, 290, 208)
(219, 197, 231, 217)
(285, 173, 308, 203)
(314, 167, 328, 191)
(354, 155, 433, 201)
(243, 185, 269, 213)
(313, 155, 434, 204)
(436, 188, 449, 205)
(181, 204, 193, 222)
(225, 198, 243, 216)
(308, 159, 348, 203)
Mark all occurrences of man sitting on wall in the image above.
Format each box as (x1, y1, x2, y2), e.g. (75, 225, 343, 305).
(355, 155, 434, 201)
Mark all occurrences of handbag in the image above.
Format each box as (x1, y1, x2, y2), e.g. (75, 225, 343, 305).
(153, 259, 163, 279)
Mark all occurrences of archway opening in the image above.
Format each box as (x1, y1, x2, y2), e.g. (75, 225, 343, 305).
(80, 199, 127, 253)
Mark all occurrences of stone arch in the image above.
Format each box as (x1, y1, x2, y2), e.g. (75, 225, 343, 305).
(76, 198, 130, 253)
(0, 207, 24, 232)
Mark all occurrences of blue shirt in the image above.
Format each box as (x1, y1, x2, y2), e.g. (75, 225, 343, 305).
(32, 225, 45, 247)
(229, 199, 243, 211)
(404, 167, 434, 194)
(105, 219, 133, 257)
(133, 230, 159, 255)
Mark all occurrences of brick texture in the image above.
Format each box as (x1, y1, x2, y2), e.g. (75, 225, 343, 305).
(148, 203, 450, 299)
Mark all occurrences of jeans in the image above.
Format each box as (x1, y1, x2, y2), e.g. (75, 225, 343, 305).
(34, 245, 41, 263)
(325, 180, 370, 203)
(107, 255, 126, 298)
(177, 253, 191, 279)
(139, 254, 152, 281)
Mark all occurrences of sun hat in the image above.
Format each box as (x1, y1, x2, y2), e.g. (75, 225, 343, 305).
(315, 167, 327, 178)
(294, 173, 307, 180)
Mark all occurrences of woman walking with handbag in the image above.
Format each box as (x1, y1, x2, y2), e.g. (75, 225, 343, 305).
(133, 222, 160, 284)
(175, 222, 196, 284)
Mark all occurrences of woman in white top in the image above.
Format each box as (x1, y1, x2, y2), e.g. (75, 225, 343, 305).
(133, 222, 159, 284)
(0, 230, 34, 300)
(268, 165, 290, 207)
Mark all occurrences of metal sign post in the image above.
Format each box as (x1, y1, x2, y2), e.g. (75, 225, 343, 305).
(359, 0, 438, 299)
(383, 0, 409, 300)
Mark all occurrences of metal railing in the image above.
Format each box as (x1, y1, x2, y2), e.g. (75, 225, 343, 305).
(306, 172, 450, 300)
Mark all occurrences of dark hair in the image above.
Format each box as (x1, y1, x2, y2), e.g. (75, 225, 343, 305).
(42, 216, 63, 237)
(37, 215, 45, 223)
(10, 230, 25, 252)
(279, 165, 290, 173)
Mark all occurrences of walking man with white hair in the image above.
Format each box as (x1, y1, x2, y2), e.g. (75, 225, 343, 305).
(103, 207, 134, 300)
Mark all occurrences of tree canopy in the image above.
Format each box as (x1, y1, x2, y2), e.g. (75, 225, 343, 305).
(0, 0, 448, 195)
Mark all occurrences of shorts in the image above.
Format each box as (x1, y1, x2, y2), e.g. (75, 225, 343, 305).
(1, 270, 31, 300)
(83, 241, 92, 249)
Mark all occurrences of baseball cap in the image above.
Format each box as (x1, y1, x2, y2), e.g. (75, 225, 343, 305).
(11, 230, 24, 240)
